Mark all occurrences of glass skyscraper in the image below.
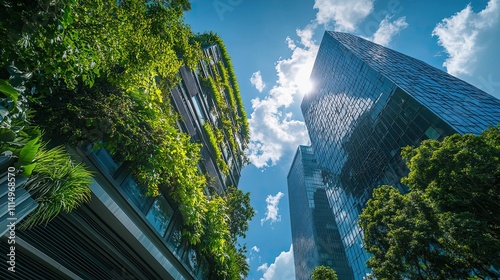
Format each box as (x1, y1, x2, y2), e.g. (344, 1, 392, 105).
(300, 31, 500, 279)
(288, 145, 354, 280)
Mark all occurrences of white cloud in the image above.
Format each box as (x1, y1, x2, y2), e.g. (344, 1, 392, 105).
(257, 263, 269, 272)
(252, 246, 261, 253)
(261, 192, 285, 226)
(247, 26, 316, 168)
(247, 0, 409, 168)
(371, 16, 408, 46)
(314, 0, 374, 31)
(250, 71, 266, 92)
(259, 244, 295, 280)
(432, 0, 500, 76)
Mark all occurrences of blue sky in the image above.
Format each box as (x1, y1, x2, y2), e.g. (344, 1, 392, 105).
(185, 0, 500, 279)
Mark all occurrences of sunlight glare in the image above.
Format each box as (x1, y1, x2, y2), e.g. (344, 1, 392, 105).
(296, 71, 314, 94)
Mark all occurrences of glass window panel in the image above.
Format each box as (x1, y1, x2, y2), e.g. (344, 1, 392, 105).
(121, 174, 148, 209)
(166, 221, 185, 258)
(197, 257, 210, 279)
(185, 248, 198, 272)
(146, 196, 174, 237)
(414, 113, 431, 131)
(191, 95, 206, 123)
(92, 148, 120, 175)
(425, 126, 441, 140)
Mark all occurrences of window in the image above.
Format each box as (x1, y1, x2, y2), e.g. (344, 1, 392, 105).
(92, 147, 120, 175)
(146, 196, 174, 237)
(166, 221, 185, 258)
(191, 95, 206, 123)
(425, 126, 441, 140)
(121, 174, 148, 210)
(186, 248, 198, 272)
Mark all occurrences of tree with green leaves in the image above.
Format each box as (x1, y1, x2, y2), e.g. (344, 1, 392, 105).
(312, 265, 338, 280)
(359, 126, 500, 279)
(360, 186, 469, 279)
(203, 187, 254, 279)
(202, 187, 254, 280)
(225, 186, 255, 241)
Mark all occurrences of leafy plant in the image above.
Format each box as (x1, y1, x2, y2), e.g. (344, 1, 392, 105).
(359, 126, 500, 279)
(0, 73, 92, 230)
(203, 122, 229, 175)
(0, 77, 42, 176)
(312, 266, 338, 280)
(20, 144, 93, 229)
(196, 32, 250, 143)
(0, 79, 18, 105)
(1, 2, 253, 278)
(225, 186, 255, 240)
(0, 0, 201, 95)
(15, 135, 40, 176)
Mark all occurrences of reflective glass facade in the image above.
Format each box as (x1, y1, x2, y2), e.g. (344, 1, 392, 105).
(288, 146, 354, 280)
(301, 31, 500, 280)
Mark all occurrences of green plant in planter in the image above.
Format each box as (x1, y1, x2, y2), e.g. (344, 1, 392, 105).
(203, 122, 229, 175)
(1, 75, 93, 230)
(20, 144, 93, 229)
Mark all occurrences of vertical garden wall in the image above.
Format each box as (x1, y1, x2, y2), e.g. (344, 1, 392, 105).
(0, 1, 253, 279)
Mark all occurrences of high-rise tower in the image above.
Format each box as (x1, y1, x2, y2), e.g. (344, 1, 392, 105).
(288, 145, 354, 280)
(299, 31, 500, 279)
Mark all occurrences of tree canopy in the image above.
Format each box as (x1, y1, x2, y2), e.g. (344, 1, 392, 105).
(359, 126, 500, 279)
(312, 265, 338, 280)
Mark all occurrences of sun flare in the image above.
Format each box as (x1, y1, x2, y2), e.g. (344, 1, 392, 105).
(296, 72, 314, 94)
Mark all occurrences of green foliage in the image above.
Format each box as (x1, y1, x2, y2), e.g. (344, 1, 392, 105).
(203, 122, 230, 175)
(201, 66, 245, 165)
(0, 79, 18, 105)
(312, 266, 338, 280)
(20, 144, 93, 230)
(205, 187, 254, 279)
(16, 135, 41, 176)
(360, 186, 463, 279)
(1, 2, 253, 278)
(225, 186, 255, 240)
(33, 78, 209, 243)
(0, 78, 34, 151)
(210, 244, 249, 280)
(202, 197, 230, 262)
(359, 127, 500, 279)
(218, 62, 241, 157)
(401, 129, 500, 230)
(149, 0, 192, 11)
(219, 62, 238, 112)
(1, 71, 92, 231)
(0, 0, 200, 94)
(207, 76, 227, 112)
(0, 78, 41, 176)
(196, 32, 250, 143)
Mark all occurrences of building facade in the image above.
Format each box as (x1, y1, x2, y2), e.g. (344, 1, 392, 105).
(300, 31, 500, 279)
(288, 145, 354, 280)
(1, 42, 248, 280)
(172, 43, 248, 194)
